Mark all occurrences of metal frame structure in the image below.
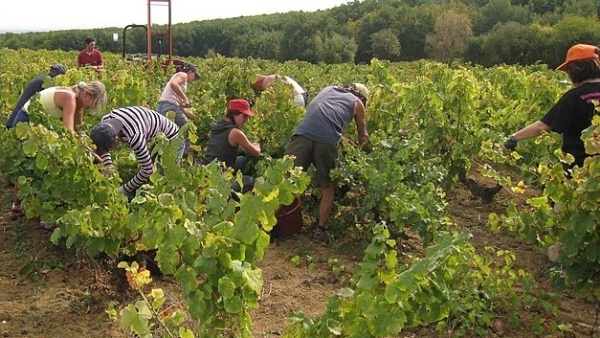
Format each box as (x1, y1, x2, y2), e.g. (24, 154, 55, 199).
(121, 24, 147, 59)
(146, 0, 173, 63)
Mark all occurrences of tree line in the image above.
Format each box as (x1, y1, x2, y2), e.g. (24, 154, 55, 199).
(1, 0, 599, 68)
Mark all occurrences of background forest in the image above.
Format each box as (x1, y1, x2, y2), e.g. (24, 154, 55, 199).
(0, 0, 599, 68)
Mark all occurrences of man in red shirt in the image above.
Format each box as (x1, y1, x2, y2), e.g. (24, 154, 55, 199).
(77, 37, 104, 78)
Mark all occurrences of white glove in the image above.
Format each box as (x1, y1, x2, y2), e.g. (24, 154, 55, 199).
(117, 186, 127, 195)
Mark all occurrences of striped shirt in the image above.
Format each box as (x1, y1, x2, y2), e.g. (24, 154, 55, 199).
(99, 106, 179, 193)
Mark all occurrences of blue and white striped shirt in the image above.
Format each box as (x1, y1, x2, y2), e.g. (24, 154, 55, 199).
(99, 106, 179, 193)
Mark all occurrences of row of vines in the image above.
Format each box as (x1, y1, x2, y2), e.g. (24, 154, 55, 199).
(0, 47, 597, 337)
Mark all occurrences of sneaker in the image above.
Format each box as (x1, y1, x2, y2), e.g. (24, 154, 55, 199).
(313, 227, 330, 244)
(9, 206, 25, 220)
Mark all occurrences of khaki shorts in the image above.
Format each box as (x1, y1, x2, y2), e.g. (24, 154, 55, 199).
(284, 135, 338, 184)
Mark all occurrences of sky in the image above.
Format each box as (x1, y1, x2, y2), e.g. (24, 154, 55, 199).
(0, 0, 352, 32)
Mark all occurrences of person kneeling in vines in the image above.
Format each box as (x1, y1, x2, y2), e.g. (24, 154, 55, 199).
(200, 99, 261, 195)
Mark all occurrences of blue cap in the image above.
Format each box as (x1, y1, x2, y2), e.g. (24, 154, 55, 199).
(50, 64, 67, 75)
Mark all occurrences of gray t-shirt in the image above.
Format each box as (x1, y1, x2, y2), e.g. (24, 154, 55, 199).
(293, 86, 355, 144)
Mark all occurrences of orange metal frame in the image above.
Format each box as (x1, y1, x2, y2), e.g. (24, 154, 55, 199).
(146, 0, 173, 63)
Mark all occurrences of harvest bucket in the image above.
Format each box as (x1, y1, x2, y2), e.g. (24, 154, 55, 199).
(272, 197, 303, 237)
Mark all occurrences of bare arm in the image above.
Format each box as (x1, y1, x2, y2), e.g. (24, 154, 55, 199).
(74, 110, 83, 128)
(55, 91, 77, 133)
(229, 128, 261, 157)
(181, 107, 197, 120)
(353, 100, 369, 144)
(511, 120, 551, 141)
(169, 73, 190, 106)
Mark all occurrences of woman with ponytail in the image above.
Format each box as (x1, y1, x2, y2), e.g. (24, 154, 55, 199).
(9, 80, 107, 133)
(7, 80, 108, 224)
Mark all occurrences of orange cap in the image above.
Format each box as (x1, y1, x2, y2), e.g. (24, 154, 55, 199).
(556, 44, 599, 71)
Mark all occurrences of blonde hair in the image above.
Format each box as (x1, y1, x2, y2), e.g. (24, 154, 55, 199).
(74, 81, 108, 110)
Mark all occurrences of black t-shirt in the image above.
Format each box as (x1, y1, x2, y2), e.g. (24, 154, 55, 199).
(540, 82, 600, 165)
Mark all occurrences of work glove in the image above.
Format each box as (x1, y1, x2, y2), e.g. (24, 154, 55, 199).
(504, 135, 518, 151)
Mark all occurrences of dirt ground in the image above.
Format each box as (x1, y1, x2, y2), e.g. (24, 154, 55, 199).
(0, 175, 599, 338)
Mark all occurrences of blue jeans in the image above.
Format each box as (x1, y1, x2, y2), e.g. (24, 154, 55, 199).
(157, 101, 192, 154)
(176, 140, 185, 165)
(230, 175, 255, 194)
(233, 156, 247, 173)
(6, 109, 18, 128)
(156, 101, 188, 127)
(230, 156, 254, 194)
(7, 108, 29, 129)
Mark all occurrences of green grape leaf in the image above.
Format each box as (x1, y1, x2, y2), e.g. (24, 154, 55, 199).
(224, 295, 243, 313)
(218, 276, 236, 299)
(21, 138, 39, 157)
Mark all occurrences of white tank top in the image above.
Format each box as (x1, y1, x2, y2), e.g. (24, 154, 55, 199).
(159, 73, 187, 105)
(24, 87, 75, 118)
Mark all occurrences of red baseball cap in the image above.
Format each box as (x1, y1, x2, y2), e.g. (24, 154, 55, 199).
(556, 44, 600, 71)
(227, 99, 254, 117)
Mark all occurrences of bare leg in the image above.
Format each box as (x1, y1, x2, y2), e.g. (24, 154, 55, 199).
(318, 182, 335, 227)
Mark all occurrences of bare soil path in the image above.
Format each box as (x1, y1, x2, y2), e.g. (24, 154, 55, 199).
(0, 177, 597, 338)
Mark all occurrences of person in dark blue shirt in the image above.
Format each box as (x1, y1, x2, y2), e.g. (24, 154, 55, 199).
(5, 64, 67, 128)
